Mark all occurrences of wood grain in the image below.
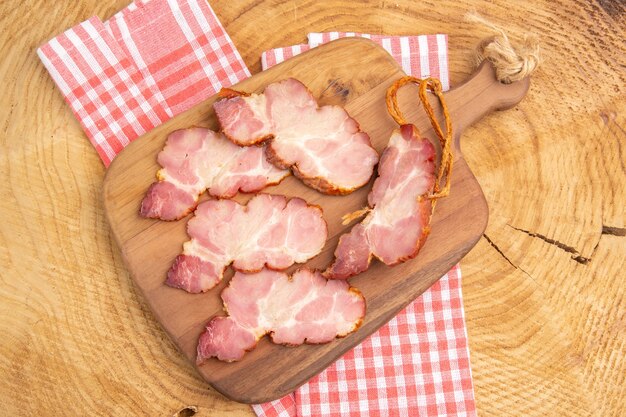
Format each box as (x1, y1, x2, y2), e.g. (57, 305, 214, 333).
(1, 0, 624, 415)
(103, 38, 529, 403)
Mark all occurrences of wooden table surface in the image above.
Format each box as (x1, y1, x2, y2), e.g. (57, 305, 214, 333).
(1, 0, 624, 415)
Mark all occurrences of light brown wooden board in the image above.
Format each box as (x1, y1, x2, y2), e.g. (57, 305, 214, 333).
(103, 38, 529, 403)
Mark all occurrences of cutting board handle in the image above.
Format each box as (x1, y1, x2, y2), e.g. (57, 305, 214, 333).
(442, 61, 530, 154)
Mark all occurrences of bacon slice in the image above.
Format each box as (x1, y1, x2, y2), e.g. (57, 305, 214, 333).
(325, 125, 436, 279)
(196, 268, 365, 363)
(140, 128, 289, 221)
(213, 78, 379, 195)
(167, 194, 327, 293)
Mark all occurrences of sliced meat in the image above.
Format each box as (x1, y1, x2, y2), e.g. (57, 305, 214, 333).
(213, 78, 379, 195)
(196, 268, 365, 363)
(195, 316, 257, 362)
(140, 127, 289, 221)
(325, 124, 436, 279)
(167, 194, 327, 293)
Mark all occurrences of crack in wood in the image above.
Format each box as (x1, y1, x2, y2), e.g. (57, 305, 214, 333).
(507, 224, 625, 266)
(482, 234, 538, 284)
(321, 78, 339, 95)
(595, 0, 625, 18)
(507, 224, 591, 265)
(602, 225, 626, 236)
(483, 233, 517, 268)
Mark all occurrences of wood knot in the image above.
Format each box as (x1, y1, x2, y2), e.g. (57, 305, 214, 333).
(172, 406, 197, 417)
(599, 110, 617, 125)
(320, 79, 351, 104)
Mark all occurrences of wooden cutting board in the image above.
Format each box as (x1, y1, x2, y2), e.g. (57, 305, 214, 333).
(103, 38, 529, 403)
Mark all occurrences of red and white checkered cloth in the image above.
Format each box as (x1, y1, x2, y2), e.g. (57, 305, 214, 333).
(261, 32, 450, 92)
(37, 0, 249, 166)
(38, 3, 476, 415)
(253, 33, 475, 417)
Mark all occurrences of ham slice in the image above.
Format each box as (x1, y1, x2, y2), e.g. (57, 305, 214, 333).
(325, 125, 436, 279)
(213, 78, 379, 195)
(167, 194, 327, 293)
(140, 128, 289, 221)
(196, 268, 365, 363)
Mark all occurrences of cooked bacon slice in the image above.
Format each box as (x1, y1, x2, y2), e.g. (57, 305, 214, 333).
(213, 78, 379, 195)
(196, 268, 365, 363)
(325, 125, 436, 279)
(140, 128, 289, 221)
(167, 194, 327, 293)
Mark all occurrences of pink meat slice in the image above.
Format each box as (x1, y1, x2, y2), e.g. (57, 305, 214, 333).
(196, 268, 366, 363)
(167, 194, 327, 293)
(213, 78, 379, 195)
(140, 127, 289, 221)
(325, 124, 436, 279)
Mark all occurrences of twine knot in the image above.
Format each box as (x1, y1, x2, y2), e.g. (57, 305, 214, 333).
(466, 11, 541, 83)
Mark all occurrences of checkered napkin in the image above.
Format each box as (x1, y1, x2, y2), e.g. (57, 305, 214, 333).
(38, 4, 477, 415)
(253, 33, 476, 417)
(37, 0, 249, 166)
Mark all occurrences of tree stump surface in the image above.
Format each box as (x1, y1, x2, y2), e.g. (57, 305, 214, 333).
(0, 0, 624, 415)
